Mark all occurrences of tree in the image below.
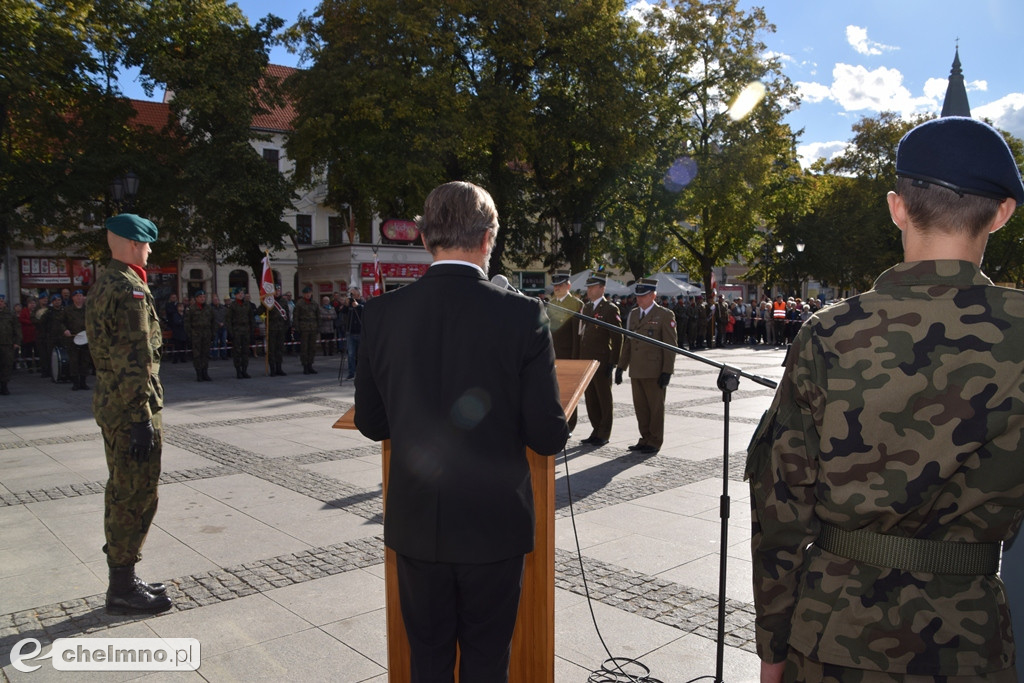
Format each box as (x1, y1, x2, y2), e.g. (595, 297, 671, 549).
(635, 0, 800, 294)
(285, 0, 656, 274)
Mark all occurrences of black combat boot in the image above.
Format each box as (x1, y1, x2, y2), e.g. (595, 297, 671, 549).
(202, 369, 212, 381)
(236, 367, 243, 379)
(106, 566, 172, 614)
(308, 364, 317, 374)
(196, 369, 203, 382)
(0, 381, 9, 395)
(79, 375, 89, 390)
(134, 570, 167, 595)
(302, 364, 310, 375)
(240, 367, 251, 379)
(71, 377, 80, 390)
(276, 363, 286, 376)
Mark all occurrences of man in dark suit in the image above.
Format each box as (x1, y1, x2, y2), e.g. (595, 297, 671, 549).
(354, 181, 569, 683)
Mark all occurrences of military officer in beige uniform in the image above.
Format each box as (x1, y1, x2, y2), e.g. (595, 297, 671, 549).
(548, 270, 583, 432)
(577, 272, 621, 446)
(616, 278, 676, 454)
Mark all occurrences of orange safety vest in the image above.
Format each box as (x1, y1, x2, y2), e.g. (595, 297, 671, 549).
(772, 301, 787, 320)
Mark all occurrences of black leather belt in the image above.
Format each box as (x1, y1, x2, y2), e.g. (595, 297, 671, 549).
(816, 522, 1001, 575)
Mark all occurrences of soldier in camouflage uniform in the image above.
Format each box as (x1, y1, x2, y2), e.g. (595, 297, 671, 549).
(746, 117, 1024, 682)
(0, 294, 21, 395)
(86, 214, 170, 615)
(41, 293, 66, 380)
(294, 286, 321, 374)
(265, 295, 288, 376)
(184, 289, 214, 381)
(226, 288, 253, 379)
(60, 289, 91, 390)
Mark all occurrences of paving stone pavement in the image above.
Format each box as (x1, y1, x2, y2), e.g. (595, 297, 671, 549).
(0, 345, 787, 682)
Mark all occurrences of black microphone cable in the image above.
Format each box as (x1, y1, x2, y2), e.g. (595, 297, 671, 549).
(560, 445, 720, 683)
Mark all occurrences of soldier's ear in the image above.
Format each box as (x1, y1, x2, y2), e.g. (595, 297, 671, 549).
(886, 191, 908, 233)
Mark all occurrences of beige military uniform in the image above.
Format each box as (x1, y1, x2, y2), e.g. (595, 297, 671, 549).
(618, 303, 676, 450)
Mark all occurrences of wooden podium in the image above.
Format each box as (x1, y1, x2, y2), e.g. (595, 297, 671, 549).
(333, 359, 597, 682)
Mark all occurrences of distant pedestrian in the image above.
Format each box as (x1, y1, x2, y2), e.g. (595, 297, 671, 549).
(0, 294, 21, 395)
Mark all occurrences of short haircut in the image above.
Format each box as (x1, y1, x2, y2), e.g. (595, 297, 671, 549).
(416, 181, 499, 252)
(896, 177, 1003, 237)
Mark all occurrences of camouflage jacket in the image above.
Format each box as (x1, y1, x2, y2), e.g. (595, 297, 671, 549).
(0, 308, 21, 346)
(225, 300, 252, 334)
(86, 259, 163, 426)
(185, 303, 214, 340)
(746, 260, 1024, 676)
(293, 298, 320, 333)
(61, 304, 87, 336)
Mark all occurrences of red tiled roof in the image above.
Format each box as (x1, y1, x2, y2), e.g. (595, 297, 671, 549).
(129, 100, 172, 131)
(128, 64, 298, 135)
(252, 64, 298, 133)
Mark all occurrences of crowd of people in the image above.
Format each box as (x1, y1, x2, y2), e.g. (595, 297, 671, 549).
(0, 282, 367, 392)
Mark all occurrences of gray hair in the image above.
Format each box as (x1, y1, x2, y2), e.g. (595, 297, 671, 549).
(416, 181, 499, 252)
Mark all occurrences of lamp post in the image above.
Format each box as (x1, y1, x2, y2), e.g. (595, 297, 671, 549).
(109, 171, 140, 214)
(774, 239, 805, 297)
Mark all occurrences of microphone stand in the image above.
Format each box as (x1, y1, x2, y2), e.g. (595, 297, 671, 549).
(545, 300, 777, 683)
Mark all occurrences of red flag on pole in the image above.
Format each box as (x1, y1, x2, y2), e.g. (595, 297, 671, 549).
(371, 255, 384, 297)
(260, 252, 275, 308)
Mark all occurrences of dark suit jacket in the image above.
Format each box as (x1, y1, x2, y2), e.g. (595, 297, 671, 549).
(354, 263, 569, 564)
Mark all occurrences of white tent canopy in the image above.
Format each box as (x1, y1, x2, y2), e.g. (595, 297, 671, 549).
(644, 272, 703, 297)
(568, 270, 631, 297)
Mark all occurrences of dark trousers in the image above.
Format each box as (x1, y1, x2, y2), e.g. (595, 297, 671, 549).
(396, 553, 524, 683)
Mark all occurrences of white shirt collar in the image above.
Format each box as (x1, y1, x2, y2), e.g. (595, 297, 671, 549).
(431, 260, 486, 278)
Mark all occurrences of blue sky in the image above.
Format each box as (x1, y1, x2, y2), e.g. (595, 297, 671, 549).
(121, 1, 1024, 167)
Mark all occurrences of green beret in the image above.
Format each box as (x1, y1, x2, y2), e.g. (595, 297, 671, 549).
(302, 286, 312, 293)
(105, 213, 158, 242)
(194, 289, 205, 297)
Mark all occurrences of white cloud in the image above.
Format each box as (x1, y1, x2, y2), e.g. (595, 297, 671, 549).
(797, 141, 849, 169)
(974, 93, 1024, 139)
(923, 77, 947, 102)
(968, 79, 988, 92)
(796, 81, 831, 104)
(846, 26, 897, 56)
(829, 63, 932, 115)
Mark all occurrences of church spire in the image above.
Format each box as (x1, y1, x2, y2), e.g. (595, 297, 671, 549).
(941, 45, 971, 117)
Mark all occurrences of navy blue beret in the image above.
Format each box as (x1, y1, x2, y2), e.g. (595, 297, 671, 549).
(897, 117, 1024, 207)
(105, 213, 159, 242)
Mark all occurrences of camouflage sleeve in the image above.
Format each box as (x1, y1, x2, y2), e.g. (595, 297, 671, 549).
(110, 284, 158, 423)
(746, 324, 826, 663)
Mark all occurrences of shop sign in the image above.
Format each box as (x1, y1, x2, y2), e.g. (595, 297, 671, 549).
(360, 262, 429, 279)
(20, 257, 95, 288)
(380, 219, 420, 243)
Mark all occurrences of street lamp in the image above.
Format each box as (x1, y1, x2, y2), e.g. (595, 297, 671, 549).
(109, 171, 140, 213)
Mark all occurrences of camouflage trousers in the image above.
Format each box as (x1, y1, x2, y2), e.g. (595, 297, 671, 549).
(267, 328, 285, 367)
(191, 336, 211, 371)
(102, 413, 162, 567)
(0, 345, 13, 382)
(782, 647, 1017, 682)
(230, 330, 249, 371)
(299, 330, 318, 366)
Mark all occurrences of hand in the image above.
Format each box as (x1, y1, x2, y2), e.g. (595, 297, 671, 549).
(657, 372, 671, 389)
(129, 420, 155, 463)
(614, 368, 623, 385)
(760, 660, 785, 683)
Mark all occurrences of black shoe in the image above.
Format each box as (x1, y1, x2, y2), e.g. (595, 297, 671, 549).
(202, 369, 212, 381)
(303, 365, 310, 375)
(0, 382, 8, 395)
(275, 364, 286, 376)
(308, 366, 318, 374)
(135, 575, 167, 596)
(627, 443, 645, 451)
(236, 368, 243, 379)
(637, 445, 659, 454)
(79, 376, 89, 390)
(197, 370, 204, 382)
(71, 379, 80, 390)
(106, 566, 172, 615)
(589, 438, 608, 447)
(241, 369, 251, 379)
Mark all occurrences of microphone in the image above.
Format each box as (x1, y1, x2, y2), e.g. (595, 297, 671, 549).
(490, 274, 522, 294)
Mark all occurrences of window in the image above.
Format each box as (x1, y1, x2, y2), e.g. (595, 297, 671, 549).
(328, 216, 346, 245)
(263, 148, 279, 172)
(296, 214, 312, 245)
(228, 269, 249, 295)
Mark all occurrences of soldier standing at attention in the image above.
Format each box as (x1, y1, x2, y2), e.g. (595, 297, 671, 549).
(548, 270, 583, 433)
(86, 213, 170, 614)
(0, 294, 21, 395)
(226, 288, 252, 379)
(185, 290, 214, 381)
(60, 289, 91, 390)
(265, 294, 288, 376)
(577, 272, 621, 447)
(615, 278, 676, 454)
(747, 117, 1024, 682)
(294, 286, 320, 375)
